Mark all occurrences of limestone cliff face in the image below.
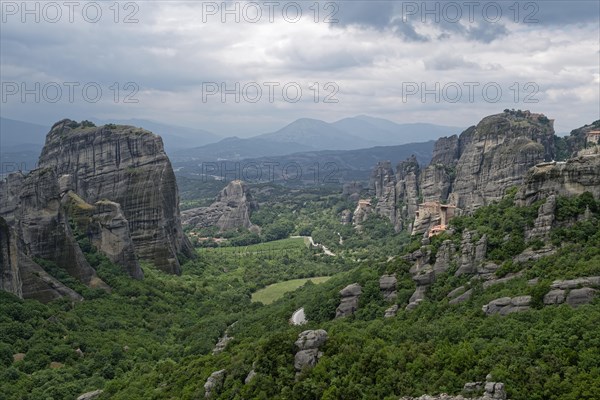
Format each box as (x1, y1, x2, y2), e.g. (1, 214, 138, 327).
(0, 218, 22, 298)
(517, 147, 600, 205)
(0, 119, 193, 301)
(37, 119, 193, 274)
(63, 192, 143, 280)
(420, 135, 459, 203)
(448, 112, 555, 211)
(0, 169, 106, 288)
(181, 180, 258, 232)
(370, 161, 398, 230)
(368, 111, 556, 232)
(395, 156, 421, 230)
(0, 216, 83, 303)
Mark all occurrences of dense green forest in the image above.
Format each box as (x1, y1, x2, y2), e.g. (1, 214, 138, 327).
(1, 189, 599, 400)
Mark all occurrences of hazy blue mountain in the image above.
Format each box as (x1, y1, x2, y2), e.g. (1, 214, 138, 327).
(174, 140, 435, 184)
(256, 118, 379, 150)
(0, 118, 48, 174)
(174, 115, 459, 161)
(92, 118, 221, 153)
(333, 115, 463, 144)
(173, 136, 314, 162)
(0, 118, 48, 149)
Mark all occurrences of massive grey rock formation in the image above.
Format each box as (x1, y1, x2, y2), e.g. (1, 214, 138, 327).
(0, 168, 109, 294)
(0, 119, 193, 301)
(37, 119, 193, 274)
(448, 111, 555, 211)
(181, 180, 258, 232)
(368, 111, 557, 234)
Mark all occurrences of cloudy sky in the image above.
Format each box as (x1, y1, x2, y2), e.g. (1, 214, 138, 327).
(1, 0, 598, 136)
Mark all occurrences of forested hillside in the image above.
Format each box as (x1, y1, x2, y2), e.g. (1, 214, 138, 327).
(1, 188, 598, 400)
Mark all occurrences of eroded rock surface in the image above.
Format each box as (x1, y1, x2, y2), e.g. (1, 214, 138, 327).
(518, 148, 600, 205)
(204, 369, 226, 398)
(182, 180, 258, 232)
(38, 119, 193, 274)
(482, 296, 531, 316)
(294, 329, 328, 375)
(335, 283, 362, 318)
(76, 390, 104, 400)
(0, 120, 192, 300)
(379, 274, 397, 302)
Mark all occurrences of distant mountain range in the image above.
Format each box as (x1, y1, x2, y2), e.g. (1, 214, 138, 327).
(1, 116, 461, 175)
(0, 118, 49, 174)
(173, 116, 462, 161)
(174, 141, 435, 184)
(0, 118, 48, 149)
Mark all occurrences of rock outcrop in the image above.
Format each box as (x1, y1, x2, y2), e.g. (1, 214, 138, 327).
(543, 277, 599, 307)
(483, 277, 598, 315)
(420, 136, 459, 204)
(212, 322, 236, 354)
(335, 283, 362, 318)
(379, 274, 397, 302)
(181, 180, 258, 232)
(76, 390, 104, 400)
(37, 119, 193, 274)
(384, 304, 399, 317)
(482, 296, 531, 316)
(352, 199, 373, 228)
(400, 376, 507, 400)
(526, 195, 556, 239)
(204, 369, 226, 398)
(63, 192, 142, 280)
(456, 231, 487, 276)
(0, 119, 193, 301)
(517, 149, 600, 205)
(294, 329, 328, 375)
(565, 288, 597, 307)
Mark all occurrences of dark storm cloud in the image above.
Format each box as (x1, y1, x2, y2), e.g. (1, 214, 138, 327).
(329, 0, 598, 43)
